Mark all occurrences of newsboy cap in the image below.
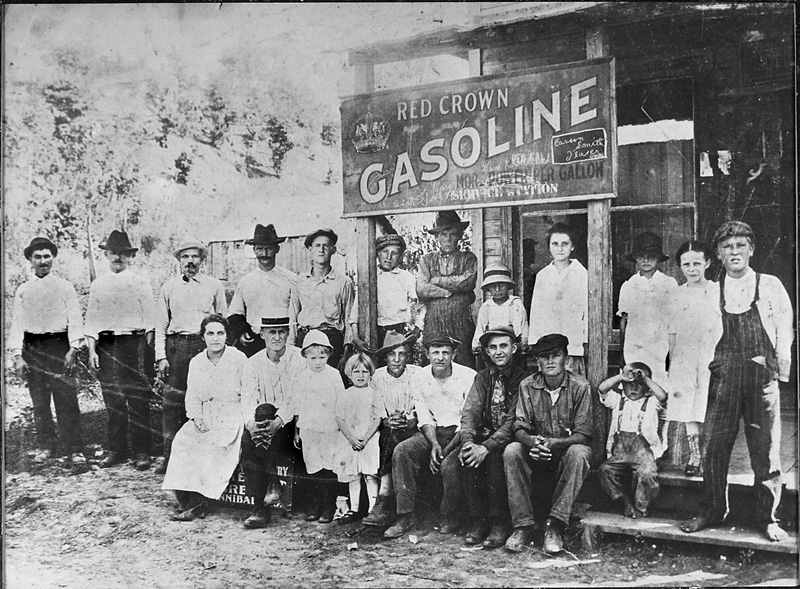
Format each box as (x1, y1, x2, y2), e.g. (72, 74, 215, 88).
(711, 220, 754, 250)
(478, 325, 517, 348)
(24, 237, 58, 259)
(173, 238, 207, 259)
(375, 233, 407, 255)
(422, 332, 460, 350)
(530, 333, 569, 357)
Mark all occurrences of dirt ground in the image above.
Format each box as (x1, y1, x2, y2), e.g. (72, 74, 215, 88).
(4, 382, 799, 588)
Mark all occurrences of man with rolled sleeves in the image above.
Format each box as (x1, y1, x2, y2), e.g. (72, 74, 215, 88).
(9, 237, 86, 465)
(154, 238, 227, 474)
(504, 333, 592, 554)
(228, 224, 297, 358)
(85, 230, 157, 470)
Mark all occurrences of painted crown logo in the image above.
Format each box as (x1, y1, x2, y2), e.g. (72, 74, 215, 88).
(351, 111, 390, 154)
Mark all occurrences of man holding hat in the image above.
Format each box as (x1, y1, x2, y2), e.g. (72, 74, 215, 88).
(290, 228, 356, 369)
(417, 210, 478, 369)
(440, 325, 529, 548)
(384, 332, 476, 539)
(228, 224, 297, 358)
(503, 333, 592, 554)
(240, 315, 306, 528)
(154, 237, 227, 474)
(9, 237, 86, 465)
(85, 230, 156, 470)
(374, 232, 425, 344)
(362, 330, 422, 527)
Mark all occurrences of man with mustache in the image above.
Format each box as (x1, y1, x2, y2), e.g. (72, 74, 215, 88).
(153, 239, 227, 475)
(228, 224, 298, 358)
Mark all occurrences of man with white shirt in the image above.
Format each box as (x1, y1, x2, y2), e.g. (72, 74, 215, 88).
(154, 238, 227, 474)
(9, 237, 86, 465)
(681, 221, 794, 542)
(85, 230, 156, 470)
(228, 224, 297, 357)
(374, 233, 424, 343)
(383, 333, 476, 539)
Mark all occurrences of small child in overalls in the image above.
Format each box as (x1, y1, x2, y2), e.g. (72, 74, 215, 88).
(598, 362, 668, 518)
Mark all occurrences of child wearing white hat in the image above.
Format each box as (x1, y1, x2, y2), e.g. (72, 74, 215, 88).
(471, 263, 528, 355)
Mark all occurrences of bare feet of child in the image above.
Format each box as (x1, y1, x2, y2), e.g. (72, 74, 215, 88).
(680, 511, 721, 533)
(763, 523, 788, 542)
(623, 501, 646, 519)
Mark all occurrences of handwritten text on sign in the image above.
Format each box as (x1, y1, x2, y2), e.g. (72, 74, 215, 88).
(340, 59, 616, 216)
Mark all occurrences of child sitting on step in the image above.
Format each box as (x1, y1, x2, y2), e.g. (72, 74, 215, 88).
(598, 362, 668, 518)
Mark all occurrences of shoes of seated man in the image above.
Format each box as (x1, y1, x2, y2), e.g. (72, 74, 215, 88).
(134, 454, 152, 471)
(384, 513, 414, 539)
(362, 495, 391, 527)
(171, 500, 209, 522)
(483, 520, 511, 548)
(243, 505, 272, 528)
(33, 448, 53, 464)
(464, 517, 490, 545)
(70, 452, 87, 465)
(504, 525, 535, 552)
(264, 480, 282, 505)
(99, 452, 127, 468)
(438, 515, 461, 535)
(154, 457, 168, 475)
(543, 518, 564, 553)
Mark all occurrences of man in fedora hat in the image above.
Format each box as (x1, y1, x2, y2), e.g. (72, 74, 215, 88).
(229, 224, 298, 358)
(9, 237, 86, 465)
(240, 315, 307, 528)
(417, 210, 477, 369)
(503, 333, 592, 554)
(85, 230, 156, 470)
(362, 330, 422, 527)
(384, 332, 476, 539)
(290, 228, 356, 369)
(440, 326, 530, 548)
(153, 238, 227, 474)
(374, 232, 425, 344)
(617, 231, 677, 384)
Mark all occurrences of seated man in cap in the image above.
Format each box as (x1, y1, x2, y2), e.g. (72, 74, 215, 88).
(240, 316, 306, 528)
(228, 224, 297, 358)
(374, 232, 425, 344)
(362, 330, 422, 527)
(290, 228, 356, 369)
(440, 326, 529, 548)
(504, 333, 592, 554)
(417, 210, 478, 369)
(154, 238, 227, 474)
(9, 237, 86, 465)
(85, 230, 157, 470)
(383, 333, 476, 539)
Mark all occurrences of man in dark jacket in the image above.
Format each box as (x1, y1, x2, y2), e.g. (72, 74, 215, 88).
(439, 326, 529, 547)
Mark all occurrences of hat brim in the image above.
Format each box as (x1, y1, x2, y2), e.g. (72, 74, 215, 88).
(428, 221, 470, 235)
(625, 249, 669, 263)
(174, 245, 207, 258)
(530, 344, 567, 357)
(24, 243, 58, 259)
(481, 276, 515, 289)
(304, 230, 338, 248)
(245, 237, 287, 246)
(99, 245, 138, 253)
(478, 329, 517, 348)
(376, 334, 417, 357)
(423, 338, 460, 350)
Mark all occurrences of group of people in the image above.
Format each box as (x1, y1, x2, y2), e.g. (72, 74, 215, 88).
(10, 208, 794, 549)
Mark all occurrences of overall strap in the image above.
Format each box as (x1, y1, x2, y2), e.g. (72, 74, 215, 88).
(751, 272, 761, 308)
(617, 395, 625, 432)
(638, 396, 650, 436)
(719, 272, 727, 310)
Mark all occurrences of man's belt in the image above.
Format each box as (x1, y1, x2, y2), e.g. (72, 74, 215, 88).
(98, 330, 145, 337)
(166, 333, 202, 340)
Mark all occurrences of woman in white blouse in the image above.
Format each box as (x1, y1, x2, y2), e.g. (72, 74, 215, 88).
(162, 314, 248, 521)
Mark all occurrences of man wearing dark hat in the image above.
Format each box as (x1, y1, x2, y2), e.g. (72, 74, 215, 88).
(417, 210, 478, 369)
(290, 228, 356, 369)
(85, 230, 156, 470)
(228, 224, 297, 358)
(503, 333, 592, 554)
(154, 238, 227, 474)
(439, 326, 530, 548)
(9, 237, 86, 465)
(362, 330, 422, 527)
(240, 316, 307, 528)
(384, 332, 476, 539)
(374, 232, 424, 343)
(681, 221, 794, 542)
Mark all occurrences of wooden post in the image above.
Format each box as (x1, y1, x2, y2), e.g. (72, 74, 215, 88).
(354, 63, 379, 351)
(586, 27, 612, 466)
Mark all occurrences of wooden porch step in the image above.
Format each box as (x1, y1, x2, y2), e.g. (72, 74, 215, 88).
(580, 511, 799, 554)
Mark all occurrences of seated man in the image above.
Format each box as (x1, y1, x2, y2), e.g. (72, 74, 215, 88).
(383, 333, 476, 539)
(441, 326, 529, 547)
(504, 333, 592, 554)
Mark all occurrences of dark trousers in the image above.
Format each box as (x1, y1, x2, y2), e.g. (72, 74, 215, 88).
(441, 444, 510, 520)
(22, 333, 83, 453)
(702, 358, 782, 525)
(598, 432, 659, 513)
(162, 335, 206, 460)
(393, 427, 458, 516)
(97, 333, 152, 456)
(241, 424, 296, 507)
(504, 441, 591, 527)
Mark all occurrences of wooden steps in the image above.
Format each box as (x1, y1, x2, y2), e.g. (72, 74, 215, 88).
(580, 512, 799, 554)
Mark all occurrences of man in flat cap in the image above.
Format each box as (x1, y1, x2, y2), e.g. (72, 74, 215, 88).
(154, 238, 227, 474)
(374, 232, 425, 344)
(9, 237, 86, 465)
(228, 224, 297, 358)
(290, 228, 356, 369)
(383, 332, 476, 539)
(85, 230, 157, 470)
(503, 333, 592, 554)
(416, 210, 478, 369)
(440, 326, 530, 548)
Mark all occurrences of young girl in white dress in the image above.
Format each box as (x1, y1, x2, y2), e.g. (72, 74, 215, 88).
(667, 241, 723, 476)
(334, 352, 381, 524)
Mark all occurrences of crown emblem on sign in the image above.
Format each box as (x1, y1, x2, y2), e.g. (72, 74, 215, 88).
(350, 111, 390, 154)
